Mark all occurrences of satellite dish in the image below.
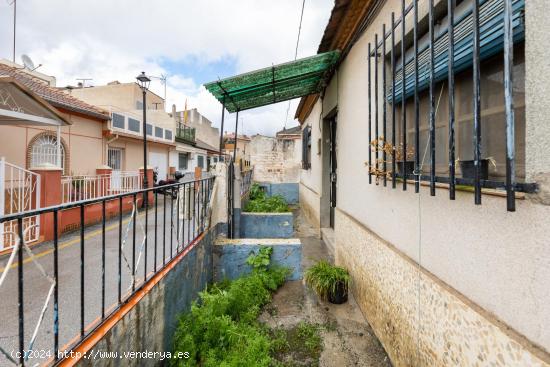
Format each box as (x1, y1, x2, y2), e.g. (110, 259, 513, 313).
(21, 54, 35, 70)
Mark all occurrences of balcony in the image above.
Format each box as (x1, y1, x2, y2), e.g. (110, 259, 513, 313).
(175, 123, 196, 145)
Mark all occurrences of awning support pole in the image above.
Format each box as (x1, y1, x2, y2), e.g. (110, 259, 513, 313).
(219, 97, 226, 159)
(233, 110, 239, 163)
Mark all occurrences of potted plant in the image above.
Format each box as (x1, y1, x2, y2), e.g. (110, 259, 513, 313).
(458, 157, 496, 180)
(305, 260, 350, 304)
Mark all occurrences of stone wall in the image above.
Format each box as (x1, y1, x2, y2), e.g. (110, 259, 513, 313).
(249, 135, 301, 183)
(334, 209, 550, 367)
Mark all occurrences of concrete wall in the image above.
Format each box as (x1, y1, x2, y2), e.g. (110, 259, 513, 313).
(240, 212, 293, 239)
(213, 238, 302, 281)
(185, 108, 220, 149)
(299, 0, 550, 364)
(71, 83, 165, 113)
(256, 182, 299, 205)
(249, 135, 301, 183)
(77, 224, 218, 367)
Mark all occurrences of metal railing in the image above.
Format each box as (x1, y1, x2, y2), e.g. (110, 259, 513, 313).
(0, 176, 215, 366)
(61, 171, 142, 204)
(175, 124, 196, 144)
(0, 158, 40, 250)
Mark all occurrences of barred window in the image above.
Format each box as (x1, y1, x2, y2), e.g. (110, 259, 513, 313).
(302, 126, 311, 169)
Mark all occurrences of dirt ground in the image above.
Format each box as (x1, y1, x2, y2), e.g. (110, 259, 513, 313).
(259, 210, 392, 367)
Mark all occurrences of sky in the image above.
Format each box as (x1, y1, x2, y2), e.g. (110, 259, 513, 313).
(0, 0, 334, 136)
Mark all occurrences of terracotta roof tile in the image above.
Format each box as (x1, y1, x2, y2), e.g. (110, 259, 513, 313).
(0, 64, 110, 120)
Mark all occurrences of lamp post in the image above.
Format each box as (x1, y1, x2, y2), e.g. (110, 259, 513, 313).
(136, 71, 151, 207)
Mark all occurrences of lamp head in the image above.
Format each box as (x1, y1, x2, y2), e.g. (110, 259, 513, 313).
(136, 71, 151, 89)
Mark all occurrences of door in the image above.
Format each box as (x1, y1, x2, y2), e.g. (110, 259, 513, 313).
(329, 116, 337, 228)
(149, 151, 168, 182)
(108, 148, 123, 189)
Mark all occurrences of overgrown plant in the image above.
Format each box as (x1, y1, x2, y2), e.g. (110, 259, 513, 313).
(244, 183, 289, 213)
(171, 247, 290, 367)
(304, 260, 350, 303)
(364, 136, 415, 184)
(246, 246, 273, 271)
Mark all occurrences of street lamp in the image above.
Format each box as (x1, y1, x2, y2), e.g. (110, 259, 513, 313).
(136, 71, 151, 206)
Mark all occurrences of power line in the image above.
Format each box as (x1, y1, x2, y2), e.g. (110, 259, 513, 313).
(284, 0, 306, 129)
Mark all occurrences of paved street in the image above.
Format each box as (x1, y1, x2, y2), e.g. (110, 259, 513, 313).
(0, 194, 205, 366)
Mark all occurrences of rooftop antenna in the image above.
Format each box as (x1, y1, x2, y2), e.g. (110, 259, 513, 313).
(21, 54, 43, 72)
(76, 78, 93, 87)
(150, 74, 168, 105)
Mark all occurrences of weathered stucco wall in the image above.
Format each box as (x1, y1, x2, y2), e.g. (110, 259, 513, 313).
(240, 212, 294, 239)
(335, 209, 550, 367)
(213, 238, 302, 281)
(299, 0, 550, 363)
(249, 135, 301, 183)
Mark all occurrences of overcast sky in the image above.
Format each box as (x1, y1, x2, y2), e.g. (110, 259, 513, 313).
(0, 0, 333, 136)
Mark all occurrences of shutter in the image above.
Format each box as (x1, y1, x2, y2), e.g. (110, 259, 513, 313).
(391, 0, 525, 103)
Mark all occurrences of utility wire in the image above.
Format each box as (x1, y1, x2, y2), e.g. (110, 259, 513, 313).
(284, 0, 306, 130)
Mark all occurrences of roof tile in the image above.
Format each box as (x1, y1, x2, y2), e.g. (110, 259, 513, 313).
(0, 64, 110, 120)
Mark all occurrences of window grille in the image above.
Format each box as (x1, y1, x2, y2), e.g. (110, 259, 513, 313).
(365, 0, 534, 212)
(30, 135, 65, 172)
(178, 153, 188, 170)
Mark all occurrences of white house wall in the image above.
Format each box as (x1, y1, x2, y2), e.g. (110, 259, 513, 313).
(300, 0, 550, 365)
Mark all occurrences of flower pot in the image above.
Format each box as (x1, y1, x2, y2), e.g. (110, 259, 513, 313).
(397, 161, 415, 177)
(459, 159, 489, 180)
(328, 281, 348, 304)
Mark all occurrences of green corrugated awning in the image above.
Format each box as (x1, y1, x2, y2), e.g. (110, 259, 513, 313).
(203, 51, 340, 113)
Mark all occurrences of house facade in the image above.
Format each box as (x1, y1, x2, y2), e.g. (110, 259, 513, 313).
(171, 107, 219, 172)
(296, 1, 550, 366)
(69, 81, 207, 180)
(0, 60, 110, 175)
(223, 132, 251, 163)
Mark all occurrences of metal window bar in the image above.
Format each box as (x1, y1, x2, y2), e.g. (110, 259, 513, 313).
(504, 0, 515, 211)
(365, 0, 532, 211)
(414, 0, 420, 193)
(382, 23, 387, 187)
(429, 0, 436, 196)
(0, 177, 215, 364)
(401, 0, 407, 191)
(473, 0, 482, 204)
(448, 0, 457, 200)
(391, 12, 397, 188)
(368, 43, 372, 184)
(374, 34, 379, 182)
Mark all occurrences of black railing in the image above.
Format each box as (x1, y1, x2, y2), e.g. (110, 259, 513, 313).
(0, 177, 214, 366)
(365, 0, 533, 211)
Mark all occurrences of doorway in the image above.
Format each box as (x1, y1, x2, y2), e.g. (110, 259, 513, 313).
(321, 111, 337, 230)
(328, 116, 337, 228)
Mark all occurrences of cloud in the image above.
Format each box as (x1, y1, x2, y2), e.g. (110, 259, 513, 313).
(0, 0, 333, 136)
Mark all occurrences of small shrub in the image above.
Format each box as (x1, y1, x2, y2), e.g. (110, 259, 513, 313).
(304, 260, 350, 301)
